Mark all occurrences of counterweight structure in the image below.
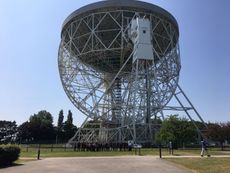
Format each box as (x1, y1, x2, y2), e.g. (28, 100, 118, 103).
(58, 0, 206, 145)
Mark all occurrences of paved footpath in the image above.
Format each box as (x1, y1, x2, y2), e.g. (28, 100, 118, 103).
(0, 156, 191, 173)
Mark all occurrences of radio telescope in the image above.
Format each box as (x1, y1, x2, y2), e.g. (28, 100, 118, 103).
(58, 0, 206, 145)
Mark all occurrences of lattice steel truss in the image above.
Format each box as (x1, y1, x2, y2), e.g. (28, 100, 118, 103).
(58, 3, 206, 145)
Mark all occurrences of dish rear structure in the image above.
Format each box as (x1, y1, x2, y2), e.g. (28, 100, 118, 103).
(58, 0, 207, 146)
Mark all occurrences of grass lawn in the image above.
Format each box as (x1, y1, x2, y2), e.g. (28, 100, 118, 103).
(19, 148, 168, 158)
(166, 158, 230, 173)
(19, 146, 230, 158)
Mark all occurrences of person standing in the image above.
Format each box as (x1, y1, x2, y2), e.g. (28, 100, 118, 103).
(169, 141, 173, 155)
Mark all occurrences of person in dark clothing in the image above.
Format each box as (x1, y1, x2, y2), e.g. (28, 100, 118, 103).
(201, 140, 210, 157)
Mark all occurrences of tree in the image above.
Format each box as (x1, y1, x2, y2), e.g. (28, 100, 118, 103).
(155, 115, 198, 147)
(57, 110, 64, 129)
(151, 117, 162, 125)
(225, 122, 230, 142)
(56, 110, 64, 143)
(29, 110, 53, 125)
(18, 110, 55, 143)
(17, 121, 31, 142)
(63, 110, 77, 140)
(206, 122, 228, 150)
(155, 116, 176, 143)
(0, 121, 18, 143)
(66, 110, 73, 126)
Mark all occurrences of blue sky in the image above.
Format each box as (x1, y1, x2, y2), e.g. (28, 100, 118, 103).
(0, 0, 229, 126)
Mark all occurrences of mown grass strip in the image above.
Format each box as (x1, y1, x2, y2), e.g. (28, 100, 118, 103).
(166, 158, 230, 173)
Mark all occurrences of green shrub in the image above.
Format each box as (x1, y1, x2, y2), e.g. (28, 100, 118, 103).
(0, 145, 20, 166)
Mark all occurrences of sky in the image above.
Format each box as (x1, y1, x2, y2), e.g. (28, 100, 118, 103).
(0, 0, 230, 127)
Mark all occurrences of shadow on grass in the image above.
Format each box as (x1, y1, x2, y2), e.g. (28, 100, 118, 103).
(172, 154, 181, 156)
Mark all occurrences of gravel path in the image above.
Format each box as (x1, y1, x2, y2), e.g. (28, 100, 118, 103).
(0, 156, 191, 173)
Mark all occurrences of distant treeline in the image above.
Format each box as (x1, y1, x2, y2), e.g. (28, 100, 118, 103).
(1, 112, 230, 150)
(0, 110, 77, 144)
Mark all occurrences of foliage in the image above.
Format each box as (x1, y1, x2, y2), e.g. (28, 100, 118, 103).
(18, 122, 31, 142)
(0, 121, 18, 143)
(63, 110, 77, 140)
(29, 110, 53, 125)
(155, 115, 198, 147)
(56, 110, 65, 143)
(18, 110, 55, 142)
(206, 122, 230, 150)
(65, 110, 73, 127)
(18, 110, 78, 143)
(151, 117, 162, 125)
(0, 145, 20, 166)
(226, 122, 230, 141)
(57, 110, 64, 129)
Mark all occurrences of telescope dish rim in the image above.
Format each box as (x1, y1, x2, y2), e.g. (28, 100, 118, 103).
(61, 0, 179, 34)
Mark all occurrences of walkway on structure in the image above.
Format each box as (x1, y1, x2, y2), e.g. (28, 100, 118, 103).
(0, 156, 191, 173)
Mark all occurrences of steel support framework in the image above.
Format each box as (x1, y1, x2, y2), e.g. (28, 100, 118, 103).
(58, 9, 206, 145)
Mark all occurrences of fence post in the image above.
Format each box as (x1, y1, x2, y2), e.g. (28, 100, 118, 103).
(51, 144, 53, 152)
(159, 143, 162, 159)
(37, 144, 41, 160)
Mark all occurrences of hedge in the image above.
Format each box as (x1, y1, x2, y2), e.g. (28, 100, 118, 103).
(0, 145, 20, 166)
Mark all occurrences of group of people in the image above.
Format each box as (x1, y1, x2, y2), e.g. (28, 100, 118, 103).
(73, 140, 211, 157)
(73, 142, 131, 152)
